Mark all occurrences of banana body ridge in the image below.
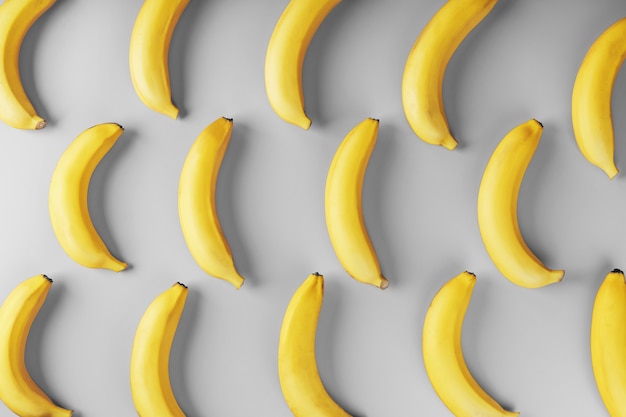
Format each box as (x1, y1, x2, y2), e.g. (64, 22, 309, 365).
(130, 0, 189, 119)
(325, 118, 387, 289)
(477, 119, 564, 288)
(130, 282, 188, 417)
(178, 117, 244, 289)
(265, 0, 341, 129)
(423, 271, 518, 417)
(591, 269, 626, 417)
(49, 123, 127, 272)
(0, 0, 55, 129)
(572, 17, 626, 179)
(278, 273, 352, 417)
(402, 0, 498, 149)
(0, 275, 73, 417)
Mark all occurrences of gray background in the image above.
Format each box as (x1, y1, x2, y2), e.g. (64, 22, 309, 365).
(0, 0, 624, 415)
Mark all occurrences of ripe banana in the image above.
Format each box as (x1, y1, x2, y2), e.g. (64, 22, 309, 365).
(129, 0, 189, 119)
(265, 0, 341, 129)
(49, 123, 127, 272)
(178, 117, 244, 289)
(402, 0, 498, 149)
(0, 0, 55, 130)
(477, 119, 564, 288)
(423, 271, 519, 417)
(278, 273, 351, 417)
(571, 17, 626, 179)
(325, 118, 388, 289)
(0, 275, 73, 417)
(130, 282, 188, 417)
(591, 269, 626, 417)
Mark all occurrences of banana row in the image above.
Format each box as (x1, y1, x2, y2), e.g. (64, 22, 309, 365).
(3, 0, 625, 172)
(2, 269, 624, 416)
(47, 115, 565, 292)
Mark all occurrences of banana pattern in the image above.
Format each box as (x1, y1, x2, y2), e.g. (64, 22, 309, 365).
(325, 118, 388, 289)
(49, 123, 127, 272)
(265, 0, 341, 129)
(402, 0, 499, 149)
(130, 0, 190, 119)
(278, 273, 352, 417)
(130, 282, 188, 417)
(477, 119, 564, 288)
(0, 275, 73, 417)
(0, 0, 55, 130)
(178, 117, 244, 289)
(0, 0, 618, 414)
(572, 17, 626, 179)
(423, 271, 519, 417)
(591, 269, 626, 417)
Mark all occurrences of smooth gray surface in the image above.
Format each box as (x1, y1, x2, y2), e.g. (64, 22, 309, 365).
(0, 0, 624, 415)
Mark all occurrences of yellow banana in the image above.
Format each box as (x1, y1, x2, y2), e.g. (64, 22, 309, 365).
(591, 269, 626, 417)
(571, 17, 626, 179)
(129, 0, 189, 119)
(0, 0, 55, 130)
(423, 271, 519, 417)
(0, 275, 73, 417)
(325, 118, 388, 289)
(49, 123, 127, 272)
(178, 117, 244, 289)
(477, 119, 564, 288)
(278, 273, 351, 417)
(130, 282, 188, 417)
(265, 0, 341, 129)
(402, 0, 498, 149)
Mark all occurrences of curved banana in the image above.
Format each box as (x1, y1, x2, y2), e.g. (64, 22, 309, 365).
(278, 273, 351, 417)
(49, 123, 127, 272)
(265, 0, 341, 129)
(423, 271, 519, 417)
(0, 275, 73, 417)
(178, 117, 244, 289)
(0, 0, 55, 130)
(129, 0, 189, 119)
(572, 17, 626, 179)
(325, 118, 388, 289)
(591, 269, 626, 417)
(402, 0, 498, 149)
(130, 282, 188, 417)
(477, 119, 564, 288)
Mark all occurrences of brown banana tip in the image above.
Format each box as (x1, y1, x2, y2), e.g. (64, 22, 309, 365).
(369, 117, 380, 122)
(42, 274, 53, 283)
(533, 118, 543, 128)
(312, 272, 322, 277)
(35, 120, 47, 130)
(176, 282, 188, 288)
(99, 122, 123, 131)
(223, 117, 233, 122)
(465, 271, 476, 277)
(612, 268, 624, 274)
(379, 277, 389, 290)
